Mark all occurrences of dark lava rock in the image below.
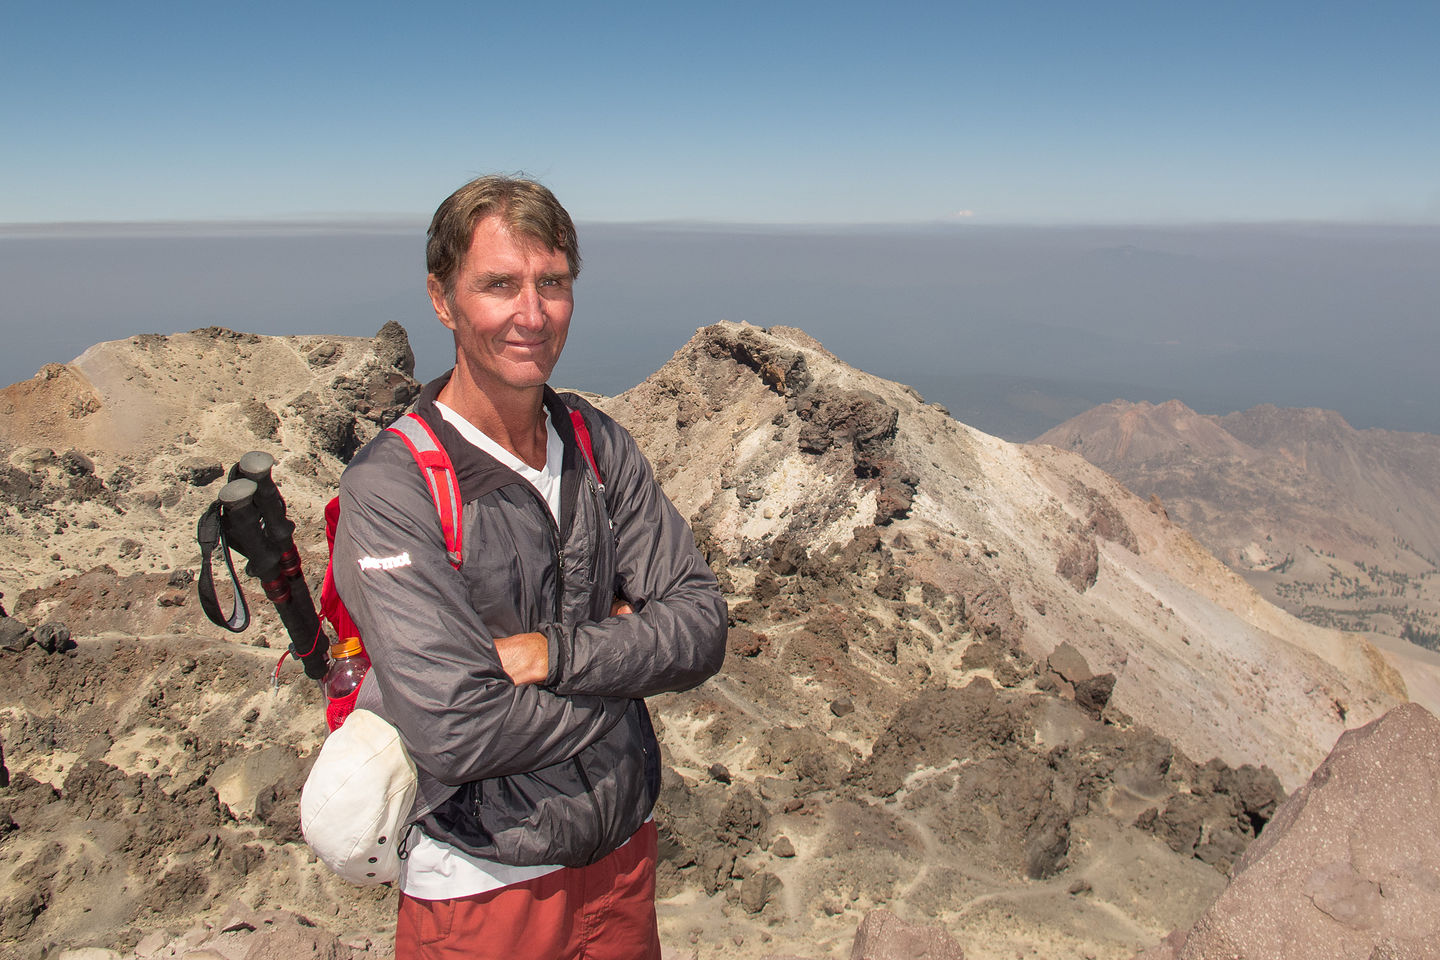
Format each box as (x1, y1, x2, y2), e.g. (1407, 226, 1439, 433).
(0, 465, 44, 508)
(1024, 807, 1072, 879)
(795, 386, 897, 458)
(174, 457, 225, 487)
(718, 786, 769, 850)
(375, 320, 417, 377)
(33, 622, 72, 654)
(728, 626, 766, 658)
(0, 617, 33, 652)
(1075, 673, 1117, 718)
(291, 391, 360, 462)
(59, 449, 95, 476)
(851, 678, 1027, 798)
(702, 324, 812, 397)
(240, 399, 280, 439)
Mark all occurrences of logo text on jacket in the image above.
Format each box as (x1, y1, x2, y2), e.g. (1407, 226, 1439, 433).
(357, 552, 412, 571)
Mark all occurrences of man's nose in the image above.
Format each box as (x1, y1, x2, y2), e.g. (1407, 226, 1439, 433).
(513, 285, 546, 329)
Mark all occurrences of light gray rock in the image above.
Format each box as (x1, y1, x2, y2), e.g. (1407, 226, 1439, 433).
(206, 747, 304, 821)
(132, 929, 173, 958)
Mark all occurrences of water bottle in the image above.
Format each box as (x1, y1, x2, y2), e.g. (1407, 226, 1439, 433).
(324, 637, 371, 730)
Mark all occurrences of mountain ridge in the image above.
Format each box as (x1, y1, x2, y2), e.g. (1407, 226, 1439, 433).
(1034, 398, 1440, 652)
(0, 321, 1435, 959)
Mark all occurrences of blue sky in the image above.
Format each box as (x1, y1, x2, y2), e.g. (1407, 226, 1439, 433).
(4, 0, 1437, 224)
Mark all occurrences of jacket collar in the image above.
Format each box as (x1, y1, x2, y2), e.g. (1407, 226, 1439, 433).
(410, 372, 585, 537)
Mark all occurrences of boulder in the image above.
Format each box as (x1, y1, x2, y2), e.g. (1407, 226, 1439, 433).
(1151, 703, 1440, 959)
(849, 910, 965, 960)
(0, 616, 33, 652)
(1047, 642, 1094, 684)
(34, 621, 72, 653)
(741, 870, 782, 914)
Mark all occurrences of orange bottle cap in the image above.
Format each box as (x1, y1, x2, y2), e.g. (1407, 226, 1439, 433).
(330, 637, 364, 659)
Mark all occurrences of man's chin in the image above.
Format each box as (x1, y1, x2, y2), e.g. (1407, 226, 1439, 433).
(473, 363, 559, 393)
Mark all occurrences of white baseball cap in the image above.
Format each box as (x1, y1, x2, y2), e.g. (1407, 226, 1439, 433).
(300, 709, 417, 885)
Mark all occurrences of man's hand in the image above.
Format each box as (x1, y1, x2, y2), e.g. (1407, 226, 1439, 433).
(493, 632, 549, 685)
(495, 602, 632, 685)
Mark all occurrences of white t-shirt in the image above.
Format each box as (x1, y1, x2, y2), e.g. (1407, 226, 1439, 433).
(401, 401, 566, 900)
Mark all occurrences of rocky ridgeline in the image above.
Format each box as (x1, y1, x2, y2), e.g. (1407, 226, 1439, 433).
(2, 321, 1438, 960)
(0, 323, 419, 639)
(1035, 398, 1440, 648)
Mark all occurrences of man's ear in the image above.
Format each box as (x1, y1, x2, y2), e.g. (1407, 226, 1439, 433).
(427, 274, 456, 331)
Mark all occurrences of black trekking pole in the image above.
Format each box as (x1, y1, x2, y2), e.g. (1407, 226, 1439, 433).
(230, 452, 331, 680)
(214, 477, 332, 681)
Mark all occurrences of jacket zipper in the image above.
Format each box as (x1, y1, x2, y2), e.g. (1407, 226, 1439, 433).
(519, 462, 608, 864)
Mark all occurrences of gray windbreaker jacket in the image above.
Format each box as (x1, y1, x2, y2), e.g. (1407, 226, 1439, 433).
(334, 374, 726, 867)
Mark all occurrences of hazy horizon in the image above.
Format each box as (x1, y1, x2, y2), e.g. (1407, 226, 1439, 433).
(2, 219, 1436, 442)
(7, 2, 1436, 440)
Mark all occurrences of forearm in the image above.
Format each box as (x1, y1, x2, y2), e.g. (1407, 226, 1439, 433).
(545, 553, 727, 698)
(496, 602, 631, 686)
(366, 649, 631, 785)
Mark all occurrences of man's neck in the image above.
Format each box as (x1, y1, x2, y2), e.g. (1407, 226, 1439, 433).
(436, 374, 550, 470)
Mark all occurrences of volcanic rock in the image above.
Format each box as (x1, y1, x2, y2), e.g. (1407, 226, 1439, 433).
(849, 909, 965, 960)
(0, 616, 32, 652)
(1139, 703, 1440, 959)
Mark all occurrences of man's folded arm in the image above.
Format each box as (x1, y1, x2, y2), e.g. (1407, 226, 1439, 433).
(544, 412, 727, 699)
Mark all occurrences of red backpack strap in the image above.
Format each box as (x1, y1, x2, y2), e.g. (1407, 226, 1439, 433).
(569, 408, 603, 488)
(320, 495, 359, 641)
(386, 413, 463, 568)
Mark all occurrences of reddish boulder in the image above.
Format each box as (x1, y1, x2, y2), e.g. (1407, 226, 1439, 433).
(849, 909, 965, 960)
(1141, 703, 1440, 959)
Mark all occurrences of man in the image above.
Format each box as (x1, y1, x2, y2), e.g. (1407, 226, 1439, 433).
(334, 175, 727, 959)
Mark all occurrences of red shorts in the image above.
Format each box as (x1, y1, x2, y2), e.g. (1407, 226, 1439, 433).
(395, 821, 660, 960)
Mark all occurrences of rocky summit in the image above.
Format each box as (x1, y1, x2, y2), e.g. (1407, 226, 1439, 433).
(1, 321, 1437, 960)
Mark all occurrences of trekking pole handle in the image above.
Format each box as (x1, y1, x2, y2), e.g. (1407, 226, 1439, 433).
(236, 451, 296, 543)
(218, 479, 329, 682)
(218, 480, 283, 583)
(219, 477, 258, 510)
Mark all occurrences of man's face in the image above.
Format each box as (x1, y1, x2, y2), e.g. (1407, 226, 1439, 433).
(427, 216, 574, 398)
